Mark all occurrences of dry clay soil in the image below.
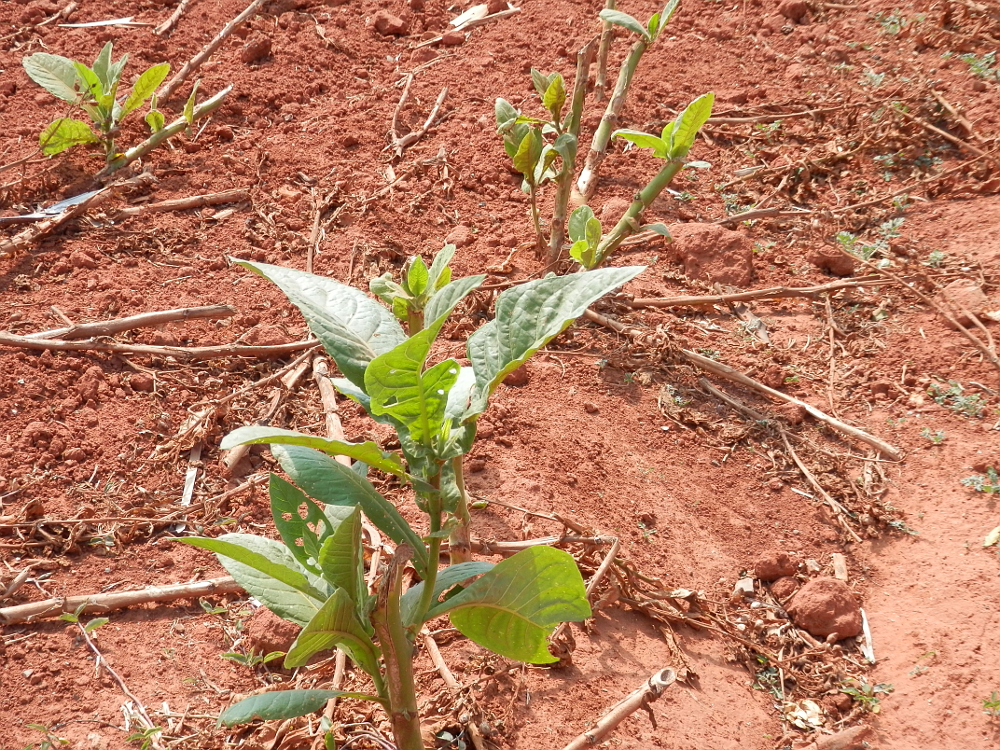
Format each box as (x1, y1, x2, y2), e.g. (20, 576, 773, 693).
(1, 0, 1000, 749)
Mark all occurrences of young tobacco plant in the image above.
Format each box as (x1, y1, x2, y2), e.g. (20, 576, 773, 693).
(179, 248, 644, 750)
(22, 42, 169, 162)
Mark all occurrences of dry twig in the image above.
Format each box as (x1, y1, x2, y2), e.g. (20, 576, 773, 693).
(112, 188, 249, 219)
(389, 76, 448, 158)
(23, 304, 235, 341)
(155, 0, 198, 35)
(0, 333, 318, 361)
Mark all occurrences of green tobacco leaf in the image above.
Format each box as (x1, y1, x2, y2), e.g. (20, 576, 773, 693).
(90, 42, 115, 92)
(222, 426, 406, 478)
(503, 122, 529, 160)
(465, 267, 645, 417)
(272, 445, 428, 576)
(613, 129, 668, 158)
(122, 63, 170, 116)
(669, 92, 715, 159)
(285, 589, 379, 674)
(236, 260, 406, 388)
(406, 256, 429, 297)
(401, 561, 494, 627)
(423, 275, 486, 325)
(426, 244, 455, 291)
(569, 240, 593, 268)
(641, 223, 671, 237)
(23, 53, 82, 103)
(494, 98, 519, 132)
(269, 474, 328, 573)
(318, 506, 365, 607)
(568, 205, 596, 242)
(145, 109, 165, 132)
(647, 0, 681, 40)
(72, 62, 103, 103)
(552, 132, 577, 168)
(39, 118, 99, 155)
(512, 127, 544, 181)
(183, 80, 199, 126)
(444, 367, 477, 424)
(599, 9, 649, 40)
(542, 73, 566, 122)
(178, 535, 323, 626)
(530, 68, 555, 99)
(427, 547, 591, 664)
(220, 689, 380, 726)
(370, 273, 409, 305)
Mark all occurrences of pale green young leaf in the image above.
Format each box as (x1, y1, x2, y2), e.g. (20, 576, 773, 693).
(84, 617, 109, 633)
(406, 256, 429, 297)
(530, 68, 555, 99)
(640, 223, 671, 237)
(122, 63, 170, 117)
(569, 240, 595, 268)
(222, 426, 406, 479)
(613, 129, 668, 158)
(423, 275, 486, 325)
(443, 366, 477, 424)
(317, 506, 365, 607)
(272, 445, 428, 576)
(369, 273, 409, 305)
(177, 535, 324, 626)
(568, 205, 595, 242)
(512, 127, 544, 181)
(22, 53, 82, 103)
(220, 690, 381, 726)
(72, 62, 103, 103)
(435, 265, 452, 290)
(465, 267, 645, 417)
(268, 474, 328, 574)
(426, 546, 591, 663)
(39, 118, 99, 155)
(599, 9, 649, 40)
(183, 80, 200, 126)
(647, 11, 661, 38)
(503, 122, 529, 160)
(145, 109, 165, 133)
(425, 243, 456, 292)
(285, 589, 380, 674)
(391, 295, 409, 322)
(586, 216, 602, 248)
(235, 260, 406, 388)
(533, 143, 560, 185)
(400, 561, 494, 626)
(494, 97, 519, 132)
(552, 132, 577, 167)
(90, 42, 115, 91)
(669, 92, 715, 159)
(542, 73, 566, 122)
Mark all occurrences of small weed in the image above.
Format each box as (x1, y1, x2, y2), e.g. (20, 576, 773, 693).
(841, 680, 893, 713)
(960, 51, 999, 80)
(983, 690, 1000, 717)
(925, 249, 946, 268)
(961, 466, 1000, 494)
(696, 348, 720, 359)
(673, 190, 696, 202)
(874, 10, 907, 35)
(221, 649, 285, 668)
(22, 725, 69, 750)
(126, 727, 163, 750)
(920, 427, 946, 445)
(927, 381, 986, 417)
(637, 520, 658, 541)
(861, 68, 886, 88)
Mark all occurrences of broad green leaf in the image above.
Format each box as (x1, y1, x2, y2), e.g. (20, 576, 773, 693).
(177, 535, 323, 626)
(465, 267, 645, 417)
(552, 132, 577, 167)
(406, 256, 429, 297)
(145, 109, 165, 132)
(392, 295, 409, 322)
(318, 506, 365, 606)
(222, 426, 406, 478)
(670, 93, 715, 159)
(427, 547, 591, 664)
(569, 240, 593, 268)
(648, 0, 681, 41)
(401, 560, 494, 626)
(613, 129, 668, 158)
(122, 63, 170, 116)
(72, 62, 103, 103)
(599, 9, 649, 40)
(426, 244, 455, 291)
(183, 80, 199, 126)
(91, 42, 115, 92)
(586, 216, 602, 248)
(542, 73, 566, 122)
(285, 589, 380, 674)
(423, 274, 486, 325)
(39, 119, 99, 155)
(533, 143, 559, 185)
(236, 261, 406, 388)
(503, 122, 529, 160)
(369, 273, 410, 305)
(84, 617, 109, 633)
(444, 366, 477, 423)
(530, 68, 556, 99)
(272, 445, 428, 576)
(512, 127, 544, 181)
(494, 98, 519, 132)
(23, 53, 82, 103)
(568, 206, 596, 242)
(268, 474, 328, 573)
(220, 689, 380, 726)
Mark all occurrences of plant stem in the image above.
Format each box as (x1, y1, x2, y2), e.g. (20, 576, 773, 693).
(592, 158, 683, 267)
(95, 85, 232, 180)
(406, 308, 424, 336)
(528, 183, 544, 256)
(371, 548, 424, 750)
(577, 39, 648, 200)
(548, 36, 598, 265)
(594, 0, 616, 102)
(448, 456, 473, 564)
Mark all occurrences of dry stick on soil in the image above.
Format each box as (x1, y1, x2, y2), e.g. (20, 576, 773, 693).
(837, 247, 1000, 375)
(562, 668, 676, 750)
(112, 188, 249, 219)
(155, 0, 198, 36)
(390, 78, 448, 158)
(222, 388, 283, 472)
(893, 106, 994, 161)
(594, 0, 615, 102)
(550, 536, 621, 645)
(157, 0, 266, 101)
(581, 309, 903, 460)
(421, 629, 461, 690)
(0, 332, 318, 361)
(414, 6, 521, 47)
(23, 304, 235, 341)
(0, 576, 242, 625)
(0, 172, 155, 257)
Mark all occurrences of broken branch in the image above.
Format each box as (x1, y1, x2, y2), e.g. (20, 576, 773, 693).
(24, 304, 236, 341)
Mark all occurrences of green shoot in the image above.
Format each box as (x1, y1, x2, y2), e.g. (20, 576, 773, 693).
(840, 680, 893, 713)
(927, 380, 986, 417)
(23, 725, 69, 750)
(221, 649, 285, 668)
(961, 466, 999, 494)
(984, 691, 1000, 717)
(919, 427, 945, 445)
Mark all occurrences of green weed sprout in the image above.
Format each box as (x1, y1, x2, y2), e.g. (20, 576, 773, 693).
(919, 427, 945, 445)
(961, 466, 999, 494)
(179, 249, 644, 750)
(984, 690, 1000, 717)
(22, 42, 169, 162)
(840, 680, 893, 713)
(568, 92, 714, 269)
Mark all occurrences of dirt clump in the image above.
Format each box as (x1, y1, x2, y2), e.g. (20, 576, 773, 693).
(753, 550, 798, 580)
(668, 222, 753, 286)
(785, 577, 862, 638)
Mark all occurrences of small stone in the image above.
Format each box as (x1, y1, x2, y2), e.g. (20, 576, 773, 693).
(770, 576, 798, 600)
(669, 223, 753, 287)
(785, 577, 862, 638)
(972, 79, 988, 92)
(440, 29, 465, 46)
(467, 459, 486, 473)
(373, 10, 409, 36)
(244, 608, 300, 654)
(503, 368, 529, 387)
(131, 373, 155, 392)
(778, 0, 808, 22)
(240, 34, 272, 64)
(409, 0, 424, 9)
(342, 134, 359, 148)
(63, 447, 86, 462)
(583, 402, 599, 414)
(733, 577, 755, 597)
(753, 550, 798, 581)
(243, 325, 289, 347)
(445, 224, 474, 247)
(779, 403, 808, 425)
(807, 247, 855, 276)
(69, 251, 98, 270)
(934, 278, 990, 327)
(767, 478, 784, 492)
(486, 0, 507, 12)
